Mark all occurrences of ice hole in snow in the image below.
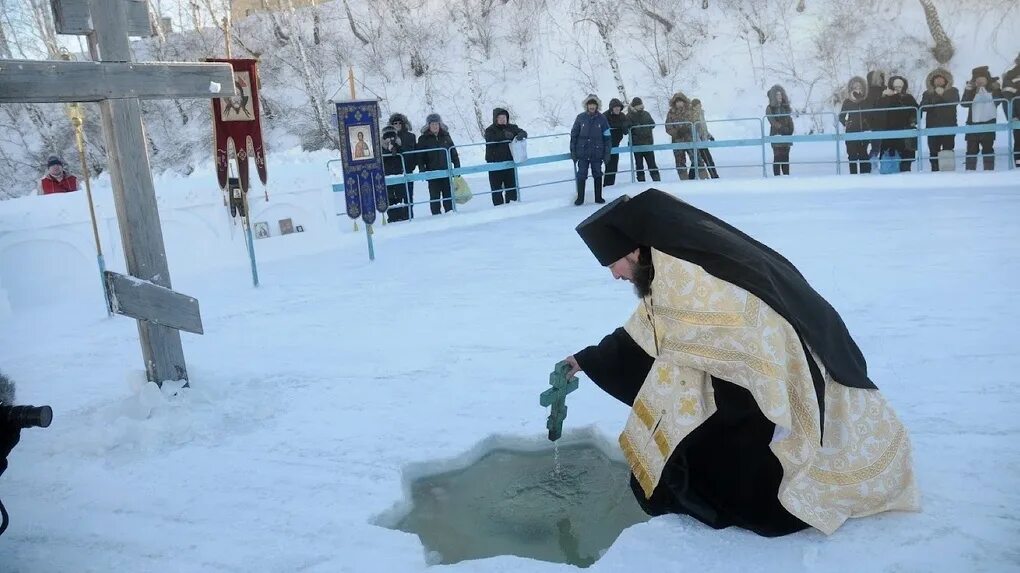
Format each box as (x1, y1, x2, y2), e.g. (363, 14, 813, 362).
(375, 429, 649, 568)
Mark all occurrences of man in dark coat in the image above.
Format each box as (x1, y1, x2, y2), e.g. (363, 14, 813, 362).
(626, 97, 660, 183)
(603, 98, 631, 187)
(483, 107, 528, 206)
(417, 113, 461, 215)
(919, 68, 961, 171)
(563, 189, 919, 538)
(962, 66, 1004, 171)
(864, 70, 887, 160)
(387, 113, 418, 218)
(839, 76, 872, 174)
(877, 75, 919, 172)
(766, 85, 794, 176)
(1003, 53, 1020, 168)
(570, 94, 611, 205)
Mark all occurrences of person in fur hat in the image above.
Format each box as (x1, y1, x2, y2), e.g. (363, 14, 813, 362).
(383, 113, 418, 220)
(570, 94, 612, 205)
(483, 107, 528, 206)
(688, 98, 716, 179)
(839, 76, 872, 174)
(603, 98, 631, 187)
(865, 70, 888, 160)
(417, 113, 461, 215)
(664, 91, 698, 180)
(876, 75, 919, 172)
(919, 69, 960, 171)
(766, 85, 794, 176)
(1003, 53, 1020, 168)
(625, 97, 661, 183)
(962, 66, 1003, 171)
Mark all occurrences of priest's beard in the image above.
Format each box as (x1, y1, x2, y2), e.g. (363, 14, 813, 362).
(633, 247, 654, 298)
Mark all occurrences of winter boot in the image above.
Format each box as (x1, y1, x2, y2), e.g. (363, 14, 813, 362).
(678, 168, 689, 181)
(773, 164, 781, 177)
(965, 156, 977, 171)
(574, 180, 585, 206)
(983, 155, 995, 171)
(849, 162, 858, 175)
(594, 179, 605, 204)
(781, 163, 789, 176)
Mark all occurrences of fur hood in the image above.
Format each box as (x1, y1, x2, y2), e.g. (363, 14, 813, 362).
(925, 68, 954, 91)
(867, 70, 886, 89)
(420, 123, 450, 136)
(669, 91, 691, 109)
(887, 75, 911, 93)
(581, 94, 602, 111)
(846, 76, 868, 102)
(492, 107, 510, 124)
(767, 84, 789, 107)
(387, 113, 412, 131)
(607, 98, 625, 113)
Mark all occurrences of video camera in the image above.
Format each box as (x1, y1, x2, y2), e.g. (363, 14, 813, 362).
(0, 371, 52, 536)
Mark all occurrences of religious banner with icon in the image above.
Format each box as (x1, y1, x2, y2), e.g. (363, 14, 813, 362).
(334, 99, 387, 225)
(207, 58, 268, 193)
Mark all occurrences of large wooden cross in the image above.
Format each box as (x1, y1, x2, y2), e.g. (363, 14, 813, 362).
(0, 0, 237, 385)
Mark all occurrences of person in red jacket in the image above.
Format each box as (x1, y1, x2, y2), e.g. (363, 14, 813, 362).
(38, 156, 79, 195)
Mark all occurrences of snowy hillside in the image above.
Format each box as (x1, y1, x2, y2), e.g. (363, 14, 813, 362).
(0, 174, 1018, 571)
(1, 0, 1018, 196)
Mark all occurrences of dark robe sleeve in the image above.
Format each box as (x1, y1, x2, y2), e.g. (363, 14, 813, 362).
(574, 327, 654, 406)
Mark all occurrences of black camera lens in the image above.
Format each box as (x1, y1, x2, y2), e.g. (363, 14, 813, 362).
(0, 405, 52, 429)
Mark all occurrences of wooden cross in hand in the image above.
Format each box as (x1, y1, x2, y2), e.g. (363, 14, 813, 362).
(539, 361, 579, 441)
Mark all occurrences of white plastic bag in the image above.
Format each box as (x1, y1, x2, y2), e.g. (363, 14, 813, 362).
(510, 138, 528, 164)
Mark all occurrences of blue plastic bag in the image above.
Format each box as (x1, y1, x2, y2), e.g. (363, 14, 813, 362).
(879, 150, 900, 174)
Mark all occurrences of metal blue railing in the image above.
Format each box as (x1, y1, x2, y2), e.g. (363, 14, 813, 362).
(330, 99, 1018, 218)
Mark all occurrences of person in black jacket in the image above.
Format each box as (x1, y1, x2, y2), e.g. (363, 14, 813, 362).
(962, 66, 1004, 171)
(919, 68, 961, 171)
(483, 107, 527, 206)
(626, 97, 660, 182)
(864, 70, 887, 160)
(417, 113, 461, 215)
(381, 125, 411, 222)
(1003, 53, 1020, 168)
(603, 98, 630, 187)
(386, 113, 418, 218)
(839, 76, 872, 174)
(766, 84, 794, 176)
(877, 75, 919, 172)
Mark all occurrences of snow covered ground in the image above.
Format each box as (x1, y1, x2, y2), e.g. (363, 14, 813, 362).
(1, 170, 1019, 572)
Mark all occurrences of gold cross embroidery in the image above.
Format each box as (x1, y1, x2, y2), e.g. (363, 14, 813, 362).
(678, 398, 698, 416)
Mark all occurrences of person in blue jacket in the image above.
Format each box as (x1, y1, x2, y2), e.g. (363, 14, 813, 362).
(570, 94, 612, 205)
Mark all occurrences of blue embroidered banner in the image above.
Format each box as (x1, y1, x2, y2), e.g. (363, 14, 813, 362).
(334, 99, 387, 224)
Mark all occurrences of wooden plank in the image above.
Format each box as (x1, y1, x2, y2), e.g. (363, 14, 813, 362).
(0, 60, 236, 103)
(105, 271, 204, 335)
(52, 0, 150, 37)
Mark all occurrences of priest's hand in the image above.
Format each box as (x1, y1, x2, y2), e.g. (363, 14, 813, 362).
(563, 355, 581, 379)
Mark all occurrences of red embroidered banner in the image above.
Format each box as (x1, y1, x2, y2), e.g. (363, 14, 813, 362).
(207, 58, 267, 192)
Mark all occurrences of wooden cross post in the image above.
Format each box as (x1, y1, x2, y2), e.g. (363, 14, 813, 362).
(0, 0, 236, 385)
(539, 361, 579, 441)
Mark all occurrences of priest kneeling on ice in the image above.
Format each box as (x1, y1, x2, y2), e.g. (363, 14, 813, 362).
(565, 189, 919, 537)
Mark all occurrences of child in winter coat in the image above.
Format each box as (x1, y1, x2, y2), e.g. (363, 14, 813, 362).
(962, 66, 1004, 171)
(766, 85, 794, 176)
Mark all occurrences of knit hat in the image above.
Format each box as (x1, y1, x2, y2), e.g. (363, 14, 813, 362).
(425, 113, 442, 125)
(630, 97, 643, 107)
(46, 155, 63, 167)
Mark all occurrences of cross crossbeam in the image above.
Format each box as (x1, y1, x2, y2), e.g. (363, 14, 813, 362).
(540, 361, 579, 441)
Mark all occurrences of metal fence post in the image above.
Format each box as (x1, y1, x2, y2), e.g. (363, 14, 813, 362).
(446, 147, 457, 213)
(759, 118, 768, 178)
(628, 126, 636, 183)
(833, 112, 842, 175)
(1009, 98, 1016, 170)
(916, 106, 924, 173)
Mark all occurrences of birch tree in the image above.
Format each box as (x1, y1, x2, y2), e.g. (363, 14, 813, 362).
(573, 0, 628, 103)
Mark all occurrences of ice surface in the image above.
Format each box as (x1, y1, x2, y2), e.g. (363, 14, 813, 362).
(0, 172, 1018, 572)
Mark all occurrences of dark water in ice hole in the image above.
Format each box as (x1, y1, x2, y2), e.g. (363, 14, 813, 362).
(393, 443, 650, 568)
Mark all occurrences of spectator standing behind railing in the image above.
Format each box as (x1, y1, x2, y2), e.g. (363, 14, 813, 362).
(865, 70, 888, 161)
(919, 68, 961, 171)
(877, 75, 919, 172)
(625, 97, 661, 183)
(664, 91, 697, 180)
(417, 113, 461, 215)
(603, 98, 630, 187)
(689, 98, 717, 179)
(962, 66, 1003, 172)
(766, 84, 794, 177)
(38, 155, 79, 195)
(387, 113, 418, 219)
(570, 94, 611, 205)
(839, 76, 872, 174)
(381, 125, 411, 223)
(1003, 53, 1020, 168)
(483, 107, 527, 206)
